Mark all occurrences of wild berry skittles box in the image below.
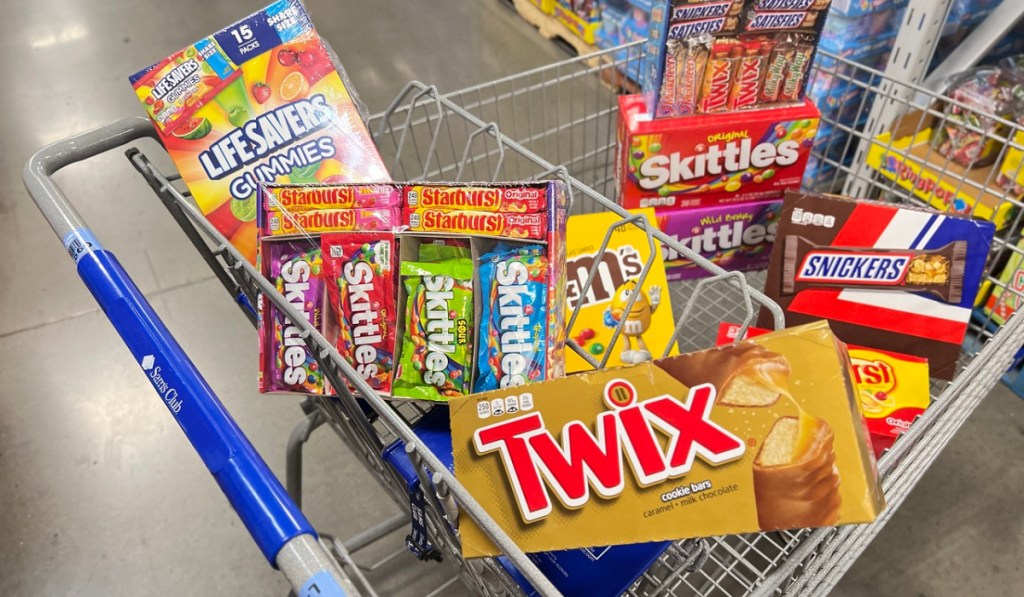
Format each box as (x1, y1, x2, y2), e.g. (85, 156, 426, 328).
(656, 198, 782, 280)
(617, 94, 818, 211)
(129, 0, 388, 263)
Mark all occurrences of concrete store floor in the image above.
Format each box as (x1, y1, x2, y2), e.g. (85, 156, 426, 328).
(0, 0, 1021, 595)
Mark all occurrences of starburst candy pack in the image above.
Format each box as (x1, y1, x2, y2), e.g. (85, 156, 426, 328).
(129, 0, 388, 263)
(564, 208, 678, 373)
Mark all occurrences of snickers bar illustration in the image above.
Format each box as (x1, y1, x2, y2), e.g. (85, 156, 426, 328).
(782, 236, 967, 303)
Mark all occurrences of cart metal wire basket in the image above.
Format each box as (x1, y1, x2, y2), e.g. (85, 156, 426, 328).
(26, 40, 1024, 597)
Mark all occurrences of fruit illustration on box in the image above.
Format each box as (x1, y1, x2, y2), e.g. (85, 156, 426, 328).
(129, 0, 388, 263)
(603, 280, 662, 364)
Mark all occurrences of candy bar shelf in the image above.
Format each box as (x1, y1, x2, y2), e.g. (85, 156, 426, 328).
(25, 40, 1024, 597)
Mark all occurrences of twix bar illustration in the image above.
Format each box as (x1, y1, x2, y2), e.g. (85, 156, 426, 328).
(450, 321, 884, 557)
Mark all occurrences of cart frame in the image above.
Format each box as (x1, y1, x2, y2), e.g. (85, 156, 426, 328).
(25, 40, 1024, 597)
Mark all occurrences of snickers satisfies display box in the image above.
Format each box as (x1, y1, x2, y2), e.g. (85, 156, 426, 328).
(641, 0, 832, 119)
(617, 94, 818, 211)
(760, 191, 995, 380)
(450, 321, 884, 557)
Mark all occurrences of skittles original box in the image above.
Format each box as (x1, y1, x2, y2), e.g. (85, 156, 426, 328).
(129, 0, 389, 263)
(657, 198, 782, 280)
(617, 94, 818, 211)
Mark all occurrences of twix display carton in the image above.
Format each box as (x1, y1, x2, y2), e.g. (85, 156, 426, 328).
(450, 321, 884, 557)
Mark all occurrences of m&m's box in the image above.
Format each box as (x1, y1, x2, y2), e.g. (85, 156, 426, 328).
(616, 94, 818, 211)
(564, 208, 678, 373)
(129, 0, 388, 263)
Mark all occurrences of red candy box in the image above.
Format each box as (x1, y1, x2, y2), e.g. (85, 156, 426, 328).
(616, 94, 819, 211)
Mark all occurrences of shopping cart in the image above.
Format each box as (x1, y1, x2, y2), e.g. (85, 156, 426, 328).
(24, 40, 1024, 597)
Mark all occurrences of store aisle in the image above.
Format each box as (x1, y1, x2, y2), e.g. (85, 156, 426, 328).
(0, 0, 1019, 595)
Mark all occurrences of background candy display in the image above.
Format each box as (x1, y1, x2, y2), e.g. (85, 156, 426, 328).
(129, 0, 389, 263)
(259, 237, 326, 394)
(931, 68, 1018, 168)
(641, 0, 833, 118)
(984, 238, 1024, 326)
(829, 0, 906, 17)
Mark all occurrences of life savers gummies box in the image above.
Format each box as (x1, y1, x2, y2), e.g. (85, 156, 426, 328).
(656, 198, 782, 280)
(617, 94, 818, 211)
(450, 320, 884, 557)
(129, 0, 388, 264)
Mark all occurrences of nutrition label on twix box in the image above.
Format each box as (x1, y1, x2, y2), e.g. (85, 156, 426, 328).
(449, 321, 884, 558)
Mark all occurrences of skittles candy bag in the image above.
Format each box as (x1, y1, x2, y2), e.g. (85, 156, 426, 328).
(260, 238, 326, 394)
(393, 252, 474, 401)
(474, 244, 549, 392)
(321, 233, 396, 395)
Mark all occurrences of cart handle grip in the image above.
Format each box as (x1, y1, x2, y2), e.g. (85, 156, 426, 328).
(23, 118, 316, 567)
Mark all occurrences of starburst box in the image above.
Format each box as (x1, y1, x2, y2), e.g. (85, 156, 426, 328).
(129, 0, 388, 263)
(616, 94, 818, 211)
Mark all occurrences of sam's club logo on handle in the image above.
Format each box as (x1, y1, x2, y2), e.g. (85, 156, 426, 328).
(141, 354, 183, 414)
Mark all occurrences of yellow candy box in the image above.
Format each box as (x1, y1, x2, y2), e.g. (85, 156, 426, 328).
(565, 208, 678, 372)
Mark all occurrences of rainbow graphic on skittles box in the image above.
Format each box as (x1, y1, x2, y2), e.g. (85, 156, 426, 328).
(129, 0, 388, 263)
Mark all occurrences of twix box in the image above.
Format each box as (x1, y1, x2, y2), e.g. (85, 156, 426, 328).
(450, 320, 884, 557)
(617, 94, 818, 211)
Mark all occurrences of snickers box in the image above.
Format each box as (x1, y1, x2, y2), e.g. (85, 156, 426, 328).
(759, 190, 995, 380)
(617, 94, 818, 211)
(450, 320, 885, 557)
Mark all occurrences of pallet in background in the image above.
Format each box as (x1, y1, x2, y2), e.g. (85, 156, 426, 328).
(511, 0, 597, 58)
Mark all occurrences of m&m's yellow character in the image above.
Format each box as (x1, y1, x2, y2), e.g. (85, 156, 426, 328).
(604, 280, 662, 364)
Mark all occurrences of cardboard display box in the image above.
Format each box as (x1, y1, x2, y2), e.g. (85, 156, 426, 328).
(866, 109, 1019, 230)
(617, 94, 818, 211)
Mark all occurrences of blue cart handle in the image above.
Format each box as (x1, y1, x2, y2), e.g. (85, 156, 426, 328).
(24, 119, 355, 596)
